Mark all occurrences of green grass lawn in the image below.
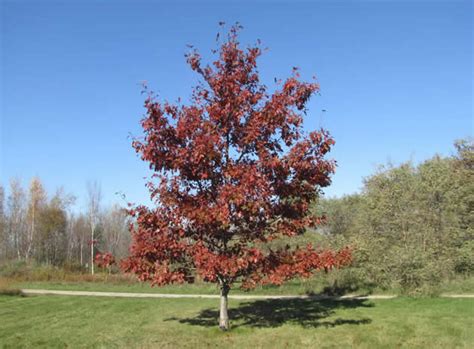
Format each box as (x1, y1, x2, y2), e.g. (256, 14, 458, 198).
(11, 275, 474, 297)
(1, 294, 472, 348)
(12, 278, 335, 296)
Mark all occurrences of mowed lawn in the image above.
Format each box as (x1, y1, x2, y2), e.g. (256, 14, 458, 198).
(10, 279, 336, 296)
(0, 294, 472, 349)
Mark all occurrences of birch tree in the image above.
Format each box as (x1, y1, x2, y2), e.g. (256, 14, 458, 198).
(26, 177, 46, 260)
(86, 181, 102, 275)
(0, 185, 6, 261)
(7, 179, 27, 260)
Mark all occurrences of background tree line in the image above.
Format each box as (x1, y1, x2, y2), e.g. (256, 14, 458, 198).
(0, 179, 130, 270)
(316, 138, 473, 293)
(0, 138, 472, 294)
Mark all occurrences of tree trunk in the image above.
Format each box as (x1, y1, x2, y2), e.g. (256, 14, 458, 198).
(80, 241, 83, 266)
(91, 228, 95, 275)
(219, 284, 230, 331)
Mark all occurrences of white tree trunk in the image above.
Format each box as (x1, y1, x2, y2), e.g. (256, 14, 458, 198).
(86, 181, 101, 275)
(91, 227, 94, 275)
(26, 208, 34, 260)
(219, 284, 230, 330)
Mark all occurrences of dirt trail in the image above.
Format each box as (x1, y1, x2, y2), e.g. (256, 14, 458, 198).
(19, 289, 473, 299)
(20, 289, 395, 299)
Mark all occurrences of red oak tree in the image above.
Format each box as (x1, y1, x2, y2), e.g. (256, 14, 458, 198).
(95, 252, 116, 273)
(124, 24, 351, 330)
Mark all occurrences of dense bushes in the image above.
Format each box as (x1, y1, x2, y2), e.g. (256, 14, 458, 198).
(0, 260, 135, 284)
(0, 260, 85, 281)
(317, 139, 473, 295)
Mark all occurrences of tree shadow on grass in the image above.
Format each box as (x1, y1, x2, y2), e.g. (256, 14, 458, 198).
(165, 298, 372, 329)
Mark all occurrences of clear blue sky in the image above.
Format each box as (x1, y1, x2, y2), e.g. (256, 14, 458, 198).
(1, 0, 472, 212)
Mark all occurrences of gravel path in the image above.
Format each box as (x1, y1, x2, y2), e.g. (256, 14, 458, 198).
(16, 289, 391, 300)
(440, 294, 474, 298)
(19, 289, 474, 299)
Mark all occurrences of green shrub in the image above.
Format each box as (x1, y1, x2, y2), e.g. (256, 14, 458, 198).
(454, 240, 474, 275)
(0, 260, 30, 278)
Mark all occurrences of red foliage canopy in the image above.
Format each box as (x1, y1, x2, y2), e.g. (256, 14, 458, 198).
(95, 252, 116, 269)
(123, 25, 351, 290)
